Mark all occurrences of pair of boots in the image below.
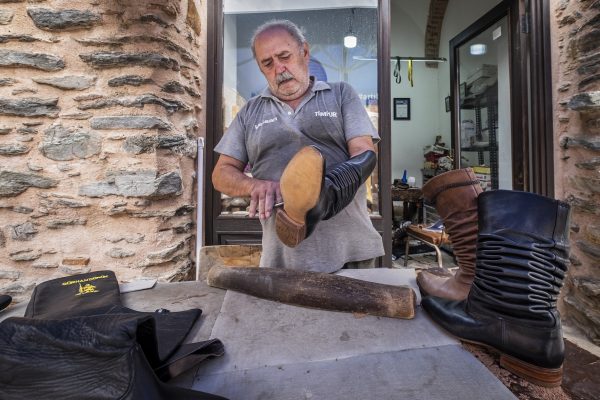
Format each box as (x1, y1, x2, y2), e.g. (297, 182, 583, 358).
(418, 169, 571, 387)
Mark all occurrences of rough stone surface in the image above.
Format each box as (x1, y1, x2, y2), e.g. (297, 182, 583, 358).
(107, 75, 154, 87)
(10, 222, 38, 241)
(0, 78, 16, 87)
(560, 135, 600, 151)
(123, 135, 157, 154)
(0, 170, 58, 197)
(0, 97, 59, 117)
(27, 8, 102, 31)
(107, 248, 135, 258)
(0, 270, 20, 280)
(77, 94, 189, 113)
(33, 75, 97, 90)
(0, 143, 30, 156)
(46, 218, 87, 229)
(0, 0, 205, 303)
(38, 124, 102, 161)
(90, 116, 172, 130)
(0, 10, 14, 25)
(0, 34, 55, 44)
(76, 36, 199, 66)
(0, 50, 64, 71)
(162, 81, 201, 97)
(123, 134, 191, 155)
(9, 249, 41, 262)
(80, 52, 180, 71)
(577, 241, 600, 259)
(79, 170, 182, 199)
(568, 91, 600, 112)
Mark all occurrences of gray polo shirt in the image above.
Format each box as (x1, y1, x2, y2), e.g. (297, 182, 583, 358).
(215, 79, 384, 272)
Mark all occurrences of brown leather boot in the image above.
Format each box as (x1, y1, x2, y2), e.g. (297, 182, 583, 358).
(416, 168, 482, 300)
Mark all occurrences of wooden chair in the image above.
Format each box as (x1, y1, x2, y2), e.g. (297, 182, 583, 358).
(403, 223, 451, 268)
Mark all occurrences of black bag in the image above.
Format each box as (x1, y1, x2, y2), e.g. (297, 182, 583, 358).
(0, 271, 227, 400)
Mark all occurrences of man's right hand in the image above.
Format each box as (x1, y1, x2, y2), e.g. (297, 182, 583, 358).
(248, 179, 282, 220)
(212, 154, 282, 220)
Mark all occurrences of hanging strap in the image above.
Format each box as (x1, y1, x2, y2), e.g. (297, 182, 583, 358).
(393, 56, 401, 84)
(407, 58, 414, 87)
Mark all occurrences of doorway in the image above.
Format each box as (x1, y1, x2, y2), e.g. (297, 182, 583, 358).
(389, 0, 552, 262)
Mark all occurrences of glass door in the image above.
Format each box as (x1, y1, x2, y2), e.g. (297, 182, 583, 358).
(450, 0, 523, 192)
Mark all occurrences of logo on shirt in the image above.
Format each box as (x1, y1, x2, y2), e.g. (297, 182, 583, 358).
(255, 117, 278, 130)
(314, 111, 338, 118)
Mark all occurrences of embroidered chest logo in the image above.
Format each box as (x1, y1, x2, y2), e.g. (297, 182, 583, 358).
(314, 111, 338, 118)
(77, 283, 99, 295)
(61, 274, 109, 296)
(255, 117, 278, 130)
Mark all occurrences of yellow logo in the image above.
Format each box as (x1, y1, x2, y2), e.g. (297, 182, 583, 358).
(76, 283, 99, 295)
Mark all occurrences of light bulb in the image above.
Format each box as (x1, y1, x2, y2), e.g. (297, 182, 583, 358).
(344, 35, 357, 48)
(470, 44, 487, 55)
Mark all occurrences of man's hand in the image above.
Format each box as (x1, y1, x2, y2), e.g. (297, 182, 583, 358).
(213, 155, 282, 220)
(249, 179, 282, 220)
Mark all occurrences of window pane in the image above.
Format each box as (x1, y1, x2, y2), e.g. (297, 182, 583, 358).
(220, 1, 380, 216)
(457, 15, 511, 191)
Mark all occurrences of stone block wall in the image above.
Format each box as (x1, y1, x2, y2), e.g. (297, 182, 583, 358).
(0, 0, 206, 301)
(552, 0, 600, 344)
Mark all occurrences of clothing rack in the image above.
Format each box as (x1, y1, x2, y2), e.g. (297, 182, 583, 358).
(353, 56, 447, 62)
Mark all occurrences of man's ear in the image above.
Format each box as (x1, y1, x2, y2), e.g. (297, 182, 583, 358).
(302, 42, 310, 59)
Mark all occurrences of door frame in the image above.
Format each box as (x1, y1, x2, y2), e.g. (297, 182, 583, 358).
(205, 1, 393, 266)
(448, 0, 553, 194)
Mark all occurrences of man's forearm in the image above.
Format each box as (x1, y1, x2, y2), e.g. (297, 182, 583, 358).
(212, 164, 254, 197)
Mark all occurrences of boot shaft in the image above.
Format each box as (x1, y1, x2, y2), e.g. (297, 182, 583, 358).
(468, 190, 571, 325)
(421, 168, 482, 278)
(313, 149, 376, 221)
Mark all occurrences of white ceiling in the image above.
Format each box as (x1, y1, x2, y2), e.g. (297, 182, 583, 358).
(224, 0, 376, 14)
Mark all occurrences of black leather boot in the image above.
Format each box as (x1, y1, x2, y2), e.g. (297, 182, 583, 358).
(421, 190, 571, 387)
(276, 146, 376, 247)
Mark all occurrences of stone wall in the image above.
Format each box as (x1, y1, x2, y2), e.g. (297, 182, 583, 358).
(552, 0, 600, 344)
(0, 0, 206, 301)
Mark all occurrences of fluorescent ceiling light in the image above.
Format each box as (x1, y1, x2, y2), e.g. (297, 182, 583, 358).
(344, 35, 357, 48)
(470, 44, 487, 55)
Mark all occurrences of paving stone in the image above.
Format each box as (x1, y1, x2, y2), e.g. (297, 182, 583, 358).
(192, 346, 516, 400)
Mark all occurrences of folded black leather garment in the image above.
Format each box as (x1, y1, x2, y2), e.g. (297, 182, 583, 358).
(0, 295, 11, 312)
(0, 271, 227, 400)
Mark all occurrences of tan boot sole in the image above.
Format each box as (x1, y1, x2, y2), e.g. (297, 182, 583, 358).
(276, 146, 324, 247)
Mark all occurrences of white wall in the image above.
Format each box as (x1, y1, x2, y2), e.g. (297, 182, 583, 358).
(390, 1, 439, 186)
(390, 0, 500, 186)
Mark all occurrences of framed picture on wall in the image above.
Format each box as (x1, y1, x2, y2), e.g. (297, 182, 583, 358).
(393, 98, 410, 120)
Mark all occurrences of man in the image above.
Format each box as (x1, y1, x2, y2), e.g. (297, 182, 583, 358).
(212, 19, 384, 272)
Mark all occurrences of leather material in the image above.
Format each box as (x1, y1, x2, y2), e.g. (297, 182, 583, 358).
(417, 168, 482, 300)
(421, 297, 565, 369)
(0, 271, 226, 399)
(304, 150, 376, 237)
(422, 190, 571, 370)
(0, 295, 11, 312)
(0, 314, 226, 400)
(23, 270, 207, 370)
(467, 190, 570, 323)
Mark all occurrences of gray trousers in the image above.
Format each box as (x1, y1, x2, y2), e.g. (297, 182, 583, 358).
(342, 258, 376, 269)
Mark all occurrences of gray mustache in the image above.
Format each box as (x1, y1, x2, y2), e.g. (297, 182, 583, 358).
(276, 71, 294, 85)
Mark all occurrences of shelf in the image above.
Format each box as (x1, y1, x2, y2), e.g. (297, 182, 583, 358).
(460, 144, 498, 152)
